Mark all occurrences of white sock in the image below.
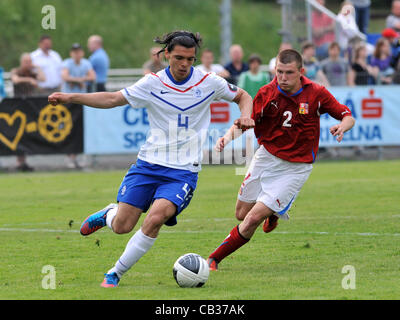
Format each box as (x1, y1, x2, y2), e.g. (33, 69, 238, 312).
(108, 228, 156, 279)
(106, 207, 117, 231)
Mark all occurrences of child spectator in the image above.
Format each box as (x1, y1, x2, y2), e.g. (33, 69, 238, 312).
(320, 42, 350, 86)
(370, 37, 395, 84)
(349, 44, 379, 85)
(301, 42, 329, 86)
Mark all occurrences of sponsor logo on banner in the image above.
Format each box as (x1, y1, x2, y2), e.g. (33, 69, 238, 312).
(210, 102, 230, 123)
(361, 89, 383, 118)
(0, 97, 83, 155)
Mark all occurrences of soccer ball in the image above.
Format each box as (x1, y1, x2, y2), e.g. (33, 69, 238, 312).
(173, 253, 209, 288)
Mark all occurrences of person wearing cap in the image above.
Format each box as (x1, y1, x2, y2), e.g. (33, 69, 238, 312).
(381, 28, 400, 71)
(61, 43, 96, 169)
(386, 0, 400, 33)
(237, 54, 270, 98)
(61, 43, 95, 93)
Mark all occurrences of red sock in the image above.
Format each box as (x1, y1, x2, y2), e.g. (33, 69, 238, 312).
(209, 225, 249, 263)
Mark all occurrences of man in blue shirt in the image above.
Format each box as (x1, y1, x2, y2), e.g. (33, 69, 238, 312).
(61, 43, 95, 169)
(61, 43, 95, 93)
(87, 35, 110, 92)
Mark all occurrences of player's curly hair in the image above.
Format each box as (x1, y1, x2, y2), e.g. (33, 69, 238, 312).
(154, 30, 202, 55)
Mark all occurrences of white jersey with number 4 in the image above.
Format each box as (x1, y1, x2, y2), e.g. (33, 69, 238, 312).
(121, 66, 238, 172)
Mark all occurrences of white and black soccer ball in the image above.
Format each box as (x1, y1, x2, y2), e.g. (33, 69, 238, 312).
(173, 253, 209, 288)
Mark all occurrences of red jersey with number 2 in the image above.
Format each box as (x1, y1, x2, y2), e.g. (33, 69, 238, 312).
(252, 76, 352, 163)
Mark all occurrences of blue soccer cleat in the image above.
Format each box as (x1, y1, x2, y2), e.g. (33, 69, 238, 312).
(80, 203, 117, 236)
(101, 272, 120, 288)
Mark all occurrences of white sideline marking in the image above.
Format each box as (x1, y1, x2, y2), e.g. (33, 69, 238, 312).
(1, 227, 399, 237)
(0, 227, 79, 233)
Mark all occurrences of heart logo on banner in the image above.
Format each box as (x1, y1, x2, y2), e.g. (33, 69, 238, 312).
(0, 110, 27, 151)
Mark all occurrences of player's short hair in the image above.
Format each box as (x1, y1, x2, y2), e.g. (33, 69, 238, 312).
(277, 49, 303, 69)
(154, 30, 202, 56)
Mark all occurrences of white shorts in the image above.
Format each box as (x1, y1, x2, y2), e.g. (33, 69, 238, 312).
(238, 145, 312, 220)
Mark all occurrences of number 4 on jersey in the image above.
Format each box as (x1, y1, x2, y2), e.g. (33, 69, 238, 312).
(178, 114, 189, 129)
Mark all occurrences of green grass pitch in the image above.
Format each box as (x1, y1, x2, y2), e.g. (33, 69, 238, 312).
(0, 160, 399, 300)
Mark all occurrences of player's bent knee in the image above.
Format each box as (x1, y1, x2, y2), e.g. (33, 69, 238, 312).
(235, 201, 255, 221)
(112, 217, 135, 234)
(243, 208, 269, 232)
(113, 223, 133, 234)
(235, 209, 246, 221)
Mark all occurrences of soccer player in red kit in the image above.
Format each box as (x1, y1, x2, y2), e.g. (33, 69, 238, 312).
(207, 49, 355, 271)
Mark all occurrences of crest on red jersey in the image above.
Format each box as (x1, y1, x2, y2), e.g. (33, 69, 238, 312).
(299, 102, 309, 114)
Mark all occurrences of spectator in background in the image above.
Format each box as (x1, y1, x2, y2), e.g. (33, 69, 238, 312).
(337, 2, 361, 55)
(10, 53, 46, 172)
(320, 42, 350, 86)
(237, 54, 269, 98)
(312, 0, 336, 60)
(142, 46, 168, 75)
(348, 44, 379, 85)
(268, 42, 292, 78)
(87, 35, 110, 92)
(0, 66, 5, 100)
(349, 0, 370, 34)
(11, 53, 45, 97)
(62, 43, 96, 169)
(31, 35, 62, 96)
(223, 44, 249, 85)
(386, 0, 400, 33)
(62, 43, 96, 93)
(370, 37, 395, 84)
(301, 42, 329, 86)
(196, 48, 228, 77)
(381, 28, 400, 71)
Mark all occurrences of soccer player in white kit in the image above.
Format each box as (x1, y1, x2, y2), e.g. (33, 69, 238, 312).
(48, 30, 254, 287)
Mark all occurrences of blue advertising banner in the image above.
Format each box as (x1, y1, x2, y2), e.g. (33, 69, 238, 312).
(320, 86, 400, 147)
(84, 104, 149, 154)
(83, 86, 400, 155)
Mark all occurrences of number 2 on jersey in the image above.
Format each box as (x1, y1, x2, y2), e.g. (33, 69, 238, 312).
(282, 111, 292, 127)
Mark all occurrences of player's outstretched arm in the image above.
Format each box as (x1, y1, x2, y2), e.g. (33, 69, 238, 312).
(215, 124, 246, 152)
(232, 88, 255, 130)
(48, 91, 128, 109)
(330, 116, 356, 142)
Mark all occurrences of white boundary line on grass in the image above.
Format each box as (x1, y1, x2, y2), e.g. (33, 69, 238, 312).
(1, 227, 400, 237)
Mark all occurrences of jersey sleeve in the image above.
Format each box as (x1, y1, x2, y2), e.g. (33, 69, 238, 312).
(318, 86, 352, 120)
(210, 73, 238, 102)
(120, 74, 152, 109)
